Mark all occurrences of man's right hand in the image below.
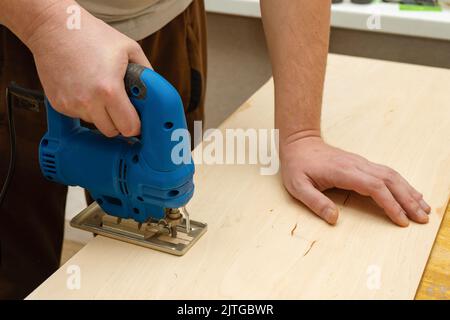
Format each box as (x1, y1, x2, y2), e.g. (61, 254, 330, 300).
(22, 1, 152, 137)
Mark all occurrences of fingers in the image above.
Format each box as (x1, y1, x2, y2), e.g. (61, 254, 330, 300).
(362, 164, 430, 224)
(102, 81, 141, 137)
(334, 169, 410, 227)
(281, 139, 431, 227)
(128, 42, 152, 69)
(89, 105, 119, 137)
(288, 179, 339, 225)
(51, 94, 121, 137)
(67, 86, 140, 137)
(98, 42, 149, 137)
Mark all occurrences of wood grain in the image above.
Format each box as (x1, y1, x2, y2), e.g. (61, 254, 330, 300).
(416, 201, 450, 299)
(28, 54, 450, 299)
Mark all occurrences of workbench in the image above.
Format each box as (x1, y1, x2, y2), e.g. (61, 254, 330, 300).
(28, 54, 450, 300)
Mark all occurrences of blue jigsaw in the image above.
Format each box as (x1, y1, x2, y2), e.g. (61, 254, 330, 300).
(38, 64, 207, 255)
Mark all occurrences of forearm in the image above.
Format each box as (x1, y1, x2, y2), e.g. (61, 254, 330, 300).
(0, 0, 76, 47)
(262, 1, 429, 227)
(261, 0, 331, 146)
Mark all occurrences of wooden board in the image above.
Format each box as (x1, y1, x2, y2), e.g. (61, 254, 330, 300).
(28, 54, 450, 299)
(416, 202, 450, 299)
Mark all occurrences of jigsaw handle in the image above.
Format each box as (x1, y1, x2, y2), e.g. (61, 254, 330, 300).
(124, 64, 190, 171)
(44, 64, 190, 172)
(44, 64, 150, 139)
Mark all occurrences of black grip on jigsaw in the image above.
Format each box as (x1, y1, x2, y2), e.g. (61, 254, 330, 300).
(125, 63, 147, 100)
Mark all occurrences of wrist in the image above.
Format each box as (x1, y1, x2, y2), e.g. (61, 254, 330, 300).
(278, 129, 322, 159)
(279, 128, 321, 146)
(19, 0, 77, 52)
(274, 98, 323, 151)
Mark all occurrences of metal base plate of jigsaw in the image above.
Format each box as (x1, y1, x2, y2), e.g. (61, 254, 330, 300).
(70, 203, 207, 256)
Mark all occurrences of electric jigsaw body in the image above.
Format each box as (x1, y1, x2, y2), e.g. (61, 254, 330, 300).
(39, 64, 206, 255)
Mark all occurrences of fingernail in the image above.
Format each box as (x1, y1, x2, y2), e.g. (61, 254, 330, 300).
(417, 208, 429, 223)
(399, 211, 410, 227)
(419, 199, 431, 213)
(324, 208, 337, 224)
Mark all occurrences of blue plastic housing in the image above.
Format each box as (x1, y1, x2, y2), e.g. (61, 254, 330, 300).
(39, 67, 195, 222)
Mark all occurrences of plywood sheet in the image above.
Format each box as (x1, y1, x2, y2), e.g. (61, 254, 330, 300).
(28, 54, 450, 299)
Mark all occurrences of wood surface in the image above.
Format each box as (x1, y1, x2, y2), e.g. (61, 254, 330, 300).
(60, 240, 84, 266)
(416, 202, 450, 299)
(28, 54, 450, 299)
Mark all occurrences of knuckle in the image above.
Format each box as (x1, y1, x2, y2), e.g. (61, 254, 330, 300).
(96, 81, 116, 98)
(287, 177, 307, 195)
(406, 198, 420, 211)
(335, 157, 353, 172)
(412, 191, 423, 200)
(290, 177, 302, 190)
(129, 41, 142, 53)
(383, 168, 399, 184)
(369, 179, 385, 192)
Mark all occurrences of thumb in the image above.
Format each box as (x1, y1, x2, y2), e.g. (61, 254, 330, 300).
(289, 180, 339, 225)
